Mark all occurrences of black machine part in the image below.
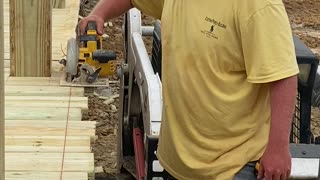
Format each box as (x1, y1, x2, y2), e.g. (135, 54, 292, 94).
(93, 49, 117, 63)
(86, 21, 98, 32)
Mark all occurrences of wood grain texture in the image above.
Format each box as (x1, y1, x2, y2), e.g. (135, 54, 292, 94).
(3, 0, 80, 61)
(10, 0, 52, 77)
(0, 0, 4, 178)
(5, 136, 91, 153)
(5, 120, 96, 140)
(6, 172, 88, 180)
(5, 107, 82, 121)
(5, 153, 94, 172)
(5, 85, 84, 96)
(52, 0, 65, 8)
(5, 96, 88, 111)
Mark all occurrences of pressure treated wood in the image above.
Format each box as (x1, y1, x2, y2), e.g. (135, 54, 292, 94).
(10, 0, 52, 77)
(6, 153, 94, 172)
(6, 136, 91, 153)
(6, 77, 60, 86)
(3, 0, 80, 61)
(5, 86, 84, 96)
(5, 96, 88, 111)
(52, 0, 65, 8)
(0, 0, 4, 178)
(6, 172, 88, 180)
(5, 107, 82, 121)
(5, 120, 96, 139)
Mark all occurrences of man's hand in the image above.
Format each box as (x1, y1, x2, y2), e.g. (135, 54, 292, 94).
(258, 147, 291, 180)
(78, 15, 105, 35)
(76, 0, 133, 36)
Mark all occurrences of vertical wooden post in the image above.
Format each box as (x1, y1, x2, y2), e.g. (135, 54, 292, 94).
(52, 0, 65, 8)
(10, 0, 52, 77)
(0, 0, 4, 178)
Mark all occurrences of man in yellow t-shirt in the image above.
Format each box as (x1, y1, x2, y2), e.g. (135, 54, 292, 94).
(79, 0, 299, 179)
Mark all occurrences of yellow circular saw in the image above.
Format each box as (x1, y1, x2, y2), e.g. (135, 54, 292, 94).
(64, 21, 117, 84)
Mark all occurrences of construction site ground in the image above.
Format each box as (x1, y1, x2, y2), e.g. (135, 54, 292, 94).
(78, 0, 320, 179)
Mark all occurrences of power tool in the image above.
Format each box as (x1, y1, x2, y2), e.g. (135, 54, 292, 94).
(62, 21, 117, 84)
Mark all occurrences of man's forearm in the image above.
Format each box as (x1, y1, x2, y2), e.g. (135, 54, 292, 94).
(90, 0, 133, 21)
(268, 75, 297, 150)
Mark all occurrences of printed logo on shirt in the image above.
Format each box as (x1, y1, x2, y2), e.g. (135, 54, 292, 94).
(201, 17, 227, 39)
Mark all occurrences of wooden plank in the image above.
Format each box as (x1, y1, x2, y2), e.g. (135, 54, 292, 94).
(52, 0, 65, 8)
(5, 153, 94, 172)
(5, 136, 91, 153)
(5, 86, 84, 96)
(4, 68, 9, 81)
(3, 0, 80, 62)
(5, 121, 96, 139)
(6, 172, 88, 180)
(0, 0, 4, 178)
(6, 77, 60, 86)
(10, 0, 52, 77)
(5, 107, 82, 121)
(5, 96, 88, 111)
(4, 59, 9, 68)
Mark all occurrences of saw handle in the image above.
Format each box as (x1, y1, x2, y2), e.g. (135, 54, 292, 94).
(93, 50, 117, 63)
(86, 21, 98, 32)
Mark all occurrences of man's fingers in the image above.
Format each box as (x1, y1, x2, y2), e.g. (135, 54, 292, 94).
(79, 20, 87, 35)
(257, 164, 264, 179)
(272, 172, 281, 180)
(97, 21, 104, 35)
(286, 169, 291, 179)
(264, 169, 274, 180)
(280, 173, 287, 180)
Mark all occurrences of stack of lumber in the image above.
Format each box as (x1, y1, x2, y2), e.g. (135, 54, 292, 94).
(4, 76, 95, 180)
(2, 0, 96, 179)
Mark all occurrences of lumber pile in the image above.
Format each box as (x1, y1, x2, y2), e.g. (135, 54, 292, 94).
(4, 77, 95, 180)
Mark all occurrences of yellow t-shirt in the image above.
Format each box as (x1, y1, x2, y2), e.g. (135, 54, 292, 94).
(131, 0, 299, 179)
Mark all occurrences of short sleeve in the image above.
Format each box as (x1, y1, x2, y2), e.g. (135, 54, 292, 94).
(131, 0, 164, 19)
(240, 5, 299, 83)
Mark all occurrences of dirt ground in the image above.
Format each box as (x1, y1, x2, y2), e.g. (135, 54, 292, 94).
(79, 0, 320, 179)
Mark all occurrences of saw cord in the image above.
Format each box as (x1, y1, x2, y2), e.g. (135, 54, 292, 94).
(60, 87, 72, 180)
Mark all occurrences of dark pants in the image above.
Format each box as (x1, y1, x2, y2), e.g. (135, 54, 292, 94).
(233, 162, 257, 180)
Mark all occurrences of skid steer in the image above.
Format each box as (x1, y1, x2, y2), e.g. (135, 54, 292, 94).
(117, 8, 320, 179)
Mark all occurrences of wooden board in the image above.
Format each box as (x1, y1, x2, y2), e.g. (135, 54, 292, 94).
(5, 107, 82, 121)
(4, 59, 9, 68)
(6, 77, 61, 86)
(6, 172, 88, 180)
(5, 96, 88, 111)
(3, 0, 80, 61)
(5, 86, 84, 97)
(10, 0, 52, 77)
(6, 136, 91, 153)
(5, 153, 94, 172)
(0, 0, 4, 177)
(52, 0, 65, 8)
(5, 120, 96, 140)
